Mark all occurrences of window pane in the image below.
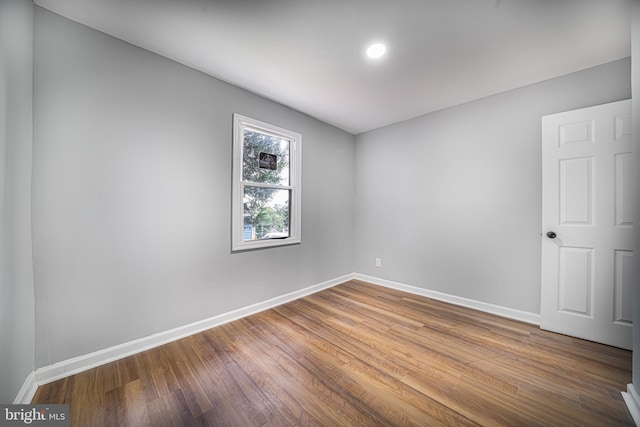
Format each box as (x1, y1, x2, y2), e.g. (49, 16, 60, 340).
(242, 129, 290, 186)
(243, 186, 290, 241)
(232, 113, 301, 251)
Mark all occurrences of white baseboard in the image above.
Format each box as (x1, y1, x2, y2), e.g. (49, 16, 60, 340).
(33, 273, 354, 387)
(353, 273, 540, 325)
(623, 384, 640, 426)
(21, 271, 542, 400)
(13, 371, 38, 404)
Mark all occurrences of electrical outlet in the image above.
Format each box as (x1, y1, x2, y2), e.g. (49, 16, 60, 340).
(375, 258, 382, 267)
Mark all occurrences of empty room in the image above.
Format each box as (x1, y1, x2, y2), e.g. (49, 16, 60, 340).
(2, 0, 640, 425)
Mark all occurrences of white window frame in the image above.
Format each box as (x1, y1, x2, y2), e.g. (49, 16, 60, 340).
(232, 114, 302, 251)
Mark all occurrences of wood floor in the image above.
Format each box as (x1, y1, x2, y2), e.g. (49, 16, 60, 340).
(32, 280, 634, 426)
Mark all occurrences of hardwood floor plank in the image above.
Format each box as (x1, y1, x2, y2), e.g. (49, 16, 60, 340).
(102, 385, 126, 426)
(31, 376, 70, 404)
(32, 280, 633, 426)
(146, 389, 195, 427)
(122, 379, 148, 426)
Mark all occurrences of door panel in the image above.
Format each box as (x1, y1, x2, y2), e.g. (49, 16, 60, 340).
(559, 120, 594, 146)
(559, 157, 593, 225)
(614, 249, 633, 325)
(558, 246, 593, 316)
(541, 99, 633, 350)
(615, 152, 634, 227)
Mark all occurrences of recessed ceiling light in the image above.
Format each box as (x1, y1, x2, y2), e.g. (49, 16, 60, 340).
(366, 43, 386, 59)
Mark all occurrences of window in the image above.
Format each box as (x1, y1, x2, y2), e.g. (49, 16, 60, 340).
(232, 114, 302, 251)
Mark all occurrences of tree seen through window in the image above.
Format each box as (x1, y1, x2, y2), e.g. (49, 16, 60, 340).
(242, 129, 290, 240)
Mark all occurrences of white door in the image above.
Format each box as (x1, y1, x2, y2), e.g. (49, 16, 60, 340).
(541, 99, 633, 350)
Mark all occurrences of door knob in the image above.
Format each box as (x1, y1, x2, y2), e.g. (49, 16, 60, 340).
(546, 231, 557, 239)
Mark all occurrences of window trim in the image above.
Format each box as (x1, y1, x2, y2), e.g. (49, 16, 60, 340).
(231, 114, 302, 251)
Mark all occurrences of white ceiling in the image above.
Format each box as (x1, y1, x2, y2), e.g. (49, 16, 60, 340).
(33, 0, 631, 135)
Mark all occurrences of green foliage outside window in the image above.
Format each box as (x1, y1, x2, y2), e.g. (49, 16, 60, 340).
(242, 130, 290, 239)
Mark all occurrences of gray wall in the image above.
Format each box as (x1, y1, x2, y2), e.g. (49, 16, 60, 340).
(32, 7, 355, 367)
(354, 58, 631, 315)
(0, 0, 35, 403)
(632, 0, 639, 388)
